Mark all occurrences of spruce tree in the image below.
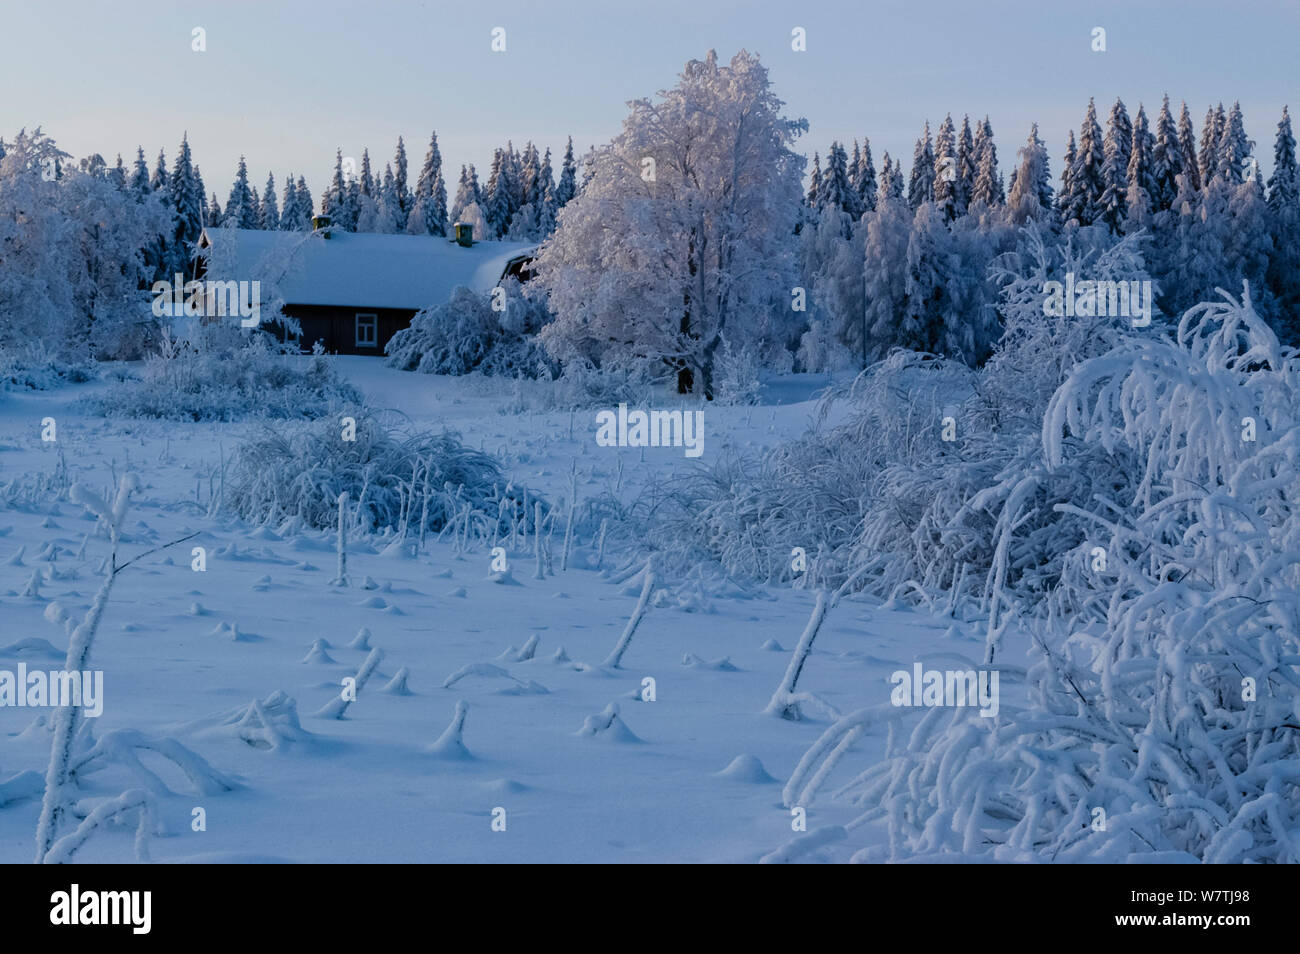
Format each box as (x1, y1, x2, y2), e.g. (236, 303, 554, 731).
(1199, 104, 1222, 186)
(450, 164, 473, 224)
(555, 136, 578, 208)
(1267, 106, 1300, 328)
(971, 118, 1003, 208)
(281, 175, 299, 230)
(932, 115, 958, 219)
(1178, 101, 1200, 191)
(169, 134, 204, 270)
(1150, 95, 1183, 212)
(295, 174, 314, 226)
(129, 147, 151, 198)
(261, 173, 280, 230)
(222, 156, 257, 229)
(955, 116, 976, 216)
(1216, 101, 1252, 185)
(856, 138, 877, 213)
(151, 149, 168, 193)
(1006, 123, 1053, 223)
(1099, 98, 1132, 233)
(1125, 105, 1154, 231)
(1063, 99, 1105, 226)
(394, 136, 412, 222)
(360, 149, 374, 198)
(1058, 129, 1077, 220)
(807, 152, 821, 207)
(907, 122, 935, 210)
(412, 131, 448, 235)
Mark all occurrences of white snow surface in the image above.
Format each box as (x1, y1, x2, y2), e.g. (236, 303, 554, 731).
(0, 359, 1026, 862)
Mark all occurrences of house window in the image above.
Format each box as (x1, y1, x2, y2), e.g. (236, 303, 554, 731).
(355, 313, 378, 348)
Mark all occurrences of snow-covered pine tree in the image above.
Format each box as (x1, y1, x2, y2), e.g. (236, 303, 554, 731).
(449, 164, 472, 224)
(1267, 106, 1300, 332)
(856, 137, 877, 213)
(295, 174, 314, 226)
(168, 134, 204, 273)
(555, 136, 578, 209)
(377, 164, 402, 233)
(393, 135, 412, 224)
(971, 117, 1003, 208)
(1177, 101, 1200, 191)
(360, 149, 374, 198)
(1199, 103, 1222, 187)
(1124, 104, 1155, 231)
(507, 141, 525, 219)
(150, 148, 168, 193)
(1149, 94, 1183, 212)
(932, 115, 958, 220)
(1005, 123, 1053, 224)
(249, 182, 263, 229)
(955, 116, 975, 216)
(1063, 99, 1105, 226)
(321, 149, 347, 222)
(343, 176, 361, 231)
(280, 175, 298, 229)
(821, 141, 859, 229)
(129, 147, 150, 198)
(1215, 101, 1252, 185)
(258, 173, 279, 230)
(411, 131, 447, 235)
(1057, 129, 1076, 221)
(806, 152, 821, 208)
(519, 141, 540, 210)
(907, 122, 935, 210)
(223, 156, 258, 229)
(536, 147, 558, 236)
(485, 149, 511, 238)
(1098, 98, 1132, 233)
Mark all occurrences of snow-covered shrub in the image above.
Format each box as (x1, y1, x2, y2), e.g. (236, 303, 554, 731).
(385, 278, 552, 378)
(83, 331, 361, 421)
(711, 334, 763, 405)
(0, 342, 94, 393)
(794, 285, 1300, 862)
(643, 224, 1159, 609)
(224, 412, 536, 539)
(547, 353, 663, 409)
(795, 318, 857, 373)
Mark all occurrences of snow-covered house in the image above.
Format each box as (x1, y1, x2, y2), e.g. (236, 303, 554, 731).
(196, 223, 535, 355)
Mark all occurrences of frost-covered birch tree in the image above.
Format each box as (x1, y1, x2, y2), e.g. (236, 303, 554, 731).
(530, 50, 807, 397)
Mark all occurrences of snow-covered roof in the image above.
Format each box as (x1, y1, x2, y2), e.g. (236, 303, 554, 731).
(199, 228, 535, 311)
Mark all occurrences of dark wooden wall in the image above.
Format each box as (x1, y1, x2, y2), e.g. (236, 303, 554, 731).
(272, 305, 418, 355)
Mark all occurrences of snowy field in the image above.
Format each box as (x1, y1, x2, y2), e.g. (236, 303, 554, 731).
(0, 359, 1027, 863)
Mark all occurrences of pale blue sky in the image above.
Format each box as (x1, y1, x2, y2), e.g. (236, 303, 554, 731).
(3, 0, 1296, 202)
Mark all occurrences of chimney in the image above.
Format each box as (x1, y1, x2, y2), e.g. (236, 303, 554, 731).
(453, 222, 474, 247)
(311, 214, 333, 238)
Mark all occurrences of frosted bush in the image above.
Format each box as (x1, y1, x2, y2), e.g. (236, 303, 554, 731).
(386, 278, 552, 378)
(794, 285, 1300, 862)
(711, 334, 763, 405)
(83, 331, 361, 421)
(0, 342, 94, 393)
(224, 412, 536, 539)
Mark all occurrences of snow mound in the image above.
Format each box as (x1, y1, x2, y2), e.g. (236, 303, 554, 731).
(715, 754, 777, 783)
(575, 703, 642, 743)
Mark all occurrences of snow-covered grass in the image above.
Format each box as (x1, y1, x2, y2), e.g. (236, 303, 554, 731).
(82, 332, 362, 422)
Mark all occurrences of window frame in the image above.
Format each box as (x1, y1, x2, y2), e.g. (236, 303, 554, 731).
(355, 312, 378, 349)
